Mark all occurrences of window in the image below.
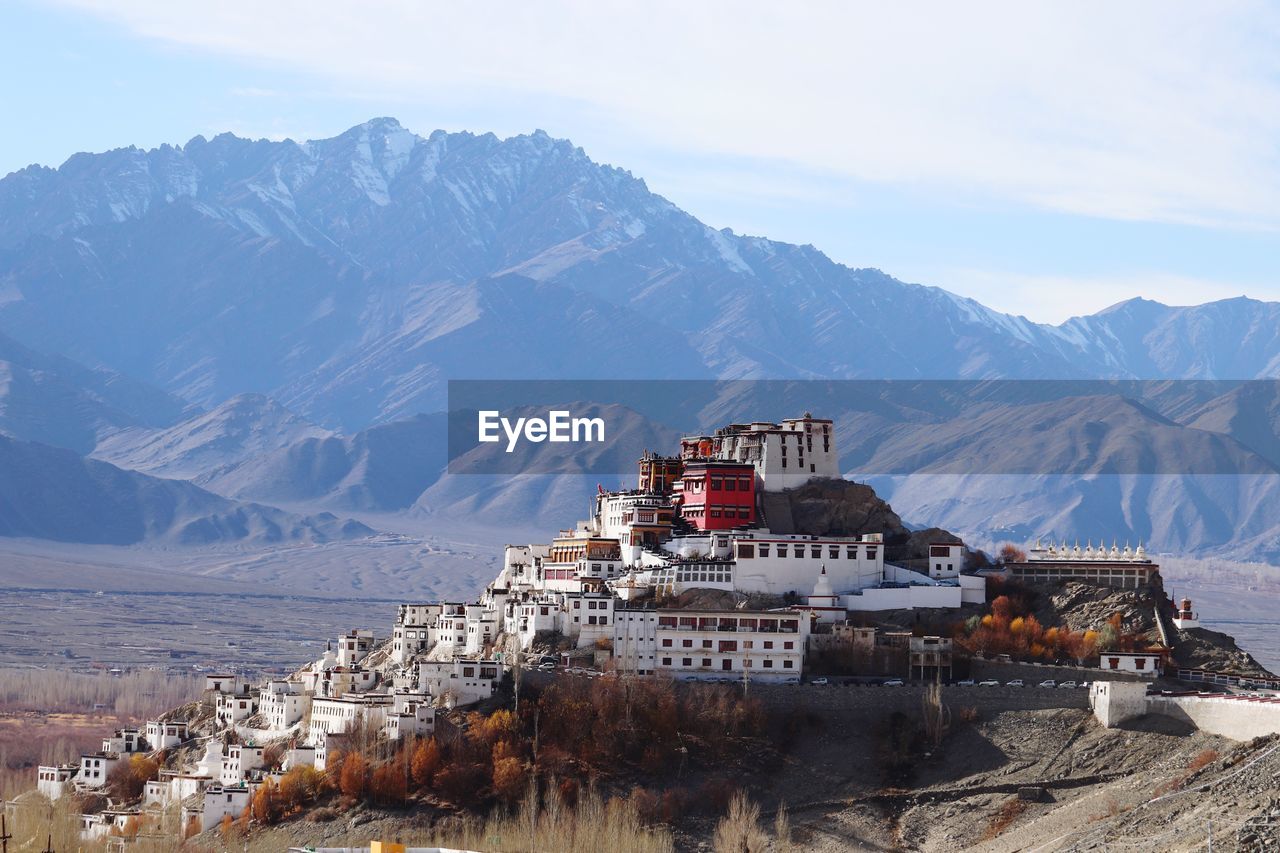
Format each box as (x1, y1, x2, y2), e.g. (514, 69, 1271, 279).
(725, 478, 736, 491)
(1135, 658, 1146, 670)
(763, 659, 774, 668)
(739, 476, 752, 490)
(763, 640, 773, 649)
(702, 640, 712, 649)
(784, 641, 794, 649)
(662, 657, 672, 666)
(783, 660, 794, 669)
(777, 545, 788, 558)
(738, 543, 755, 559)
(710, 477, 722, 490)
(682, 639, 692, 648)
(702, 658, 712, 667)
(811, 546, 821, 559)
(760, 544, 770, 557)
(682, 658, 692, 667)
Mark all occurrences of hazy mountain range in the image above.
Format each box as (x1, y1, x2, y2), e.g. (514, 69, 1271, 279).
(2, 118, 1280, 559)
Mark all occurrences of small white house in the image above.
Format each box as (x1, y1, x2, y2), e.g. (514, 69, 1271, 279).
(101, 728, 144, 754)
(37, 764, 78, 800)
(928, 543, 965, 579)
(78, 752, 122, 788)
(1101, 651, 1163, 678)
(145, 719, 189, 750)
(215, 691, 258, 729)
(187, 784, 253, 833)
(220, 744, 266, 785)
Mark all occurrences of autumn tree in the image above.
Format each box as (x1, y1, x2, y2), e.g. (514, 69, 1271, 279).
(491, 755, 526, 805)
(277, 766, 324, 813)
(410, 737, 442, 790)
(250, 778, 283, 825)
(369, 762, 407, 807)
(106, 754, 159, 802)
(339, 752, 369, 800)
(996, 544, 1027, 564)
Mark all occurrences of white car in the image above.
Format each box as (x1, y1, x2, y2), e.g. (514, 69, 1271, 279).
(1038, 679, 1057, 688)
(811, 677, 830, 686)
(1058, 680, 1078, 689)
(978, 679, 1000, 687)
(955, 679, 976, 687)
(882, 679, 904, 687)
(1006, 679, 1024, 687)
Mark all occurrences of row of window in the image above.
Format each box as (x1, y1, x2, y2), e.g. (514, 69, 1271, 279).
(662, 638, 795, 650)
(737, 543, 877, 560)
(683, 506, 752, 518)
(660, 657, 794, 669)
(684, 476, 754, 493)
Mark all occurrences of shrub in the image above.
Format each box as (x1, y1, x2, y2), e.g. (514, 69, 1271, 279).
(711, 792, 769, 853)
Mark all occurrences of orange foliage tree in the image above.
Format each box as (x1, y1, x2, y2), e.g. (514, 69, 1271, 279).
(339, 752, 368, 800)
(410, 737, 442, 790)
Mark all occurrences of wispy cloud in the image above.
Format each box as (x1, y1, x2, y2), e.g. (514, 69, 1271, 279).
(51, 0, 1280, 232)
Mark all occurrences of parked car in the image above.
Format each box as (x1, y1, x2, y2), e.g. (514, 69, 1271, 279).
(883, 679, 904, 687)
(1059, 680, 1078, 689)
(954, 678, 976, 686)
(537, 661, 556, 670)
(811, 677, 829, 686)
(1038, 679, 1057, 688)
(978, 679, 1000, 687)
(1006, 679, 1024, 687)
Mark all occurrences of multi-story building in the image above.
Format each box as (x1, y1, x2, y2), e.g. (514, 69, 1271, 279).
(653, 609, 807, 682)
(308, 694, 394, 745)
(676, 460, 757, 531)
(259, 681, 310, 731)
(215, 691, 257, 729)
(612, 607, 660, 675)
(681, 414, 839, 492)
(393, 604, 444, 664)
(336, 629, 375, 667)
(637, 451, 682, 495)
(220, 744, 265, 786)
(415, 659, 500, 707)
(595, 490, 675, 548)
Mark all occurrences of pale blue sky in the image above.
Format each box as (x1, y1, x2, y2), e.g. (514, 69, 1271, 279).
(4, 1, 1279, 323)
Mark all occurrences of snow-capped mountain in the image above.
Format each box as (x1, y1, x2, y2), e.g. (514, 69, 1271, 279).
(5, 118, 1278, 433)
(3, 117, 1280, 559)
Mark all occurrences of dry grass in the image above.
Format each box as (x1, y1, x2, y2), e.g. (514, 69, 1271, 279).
(712, 791, 770, 853)
(422, 780, 674, 853)
(981, 797, 1027, 840)
(922, 682, 950, 746)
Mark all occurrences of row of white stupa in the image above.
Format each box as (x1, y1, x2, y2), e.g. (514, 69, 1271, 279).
(1031, 539, 1149, 562)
